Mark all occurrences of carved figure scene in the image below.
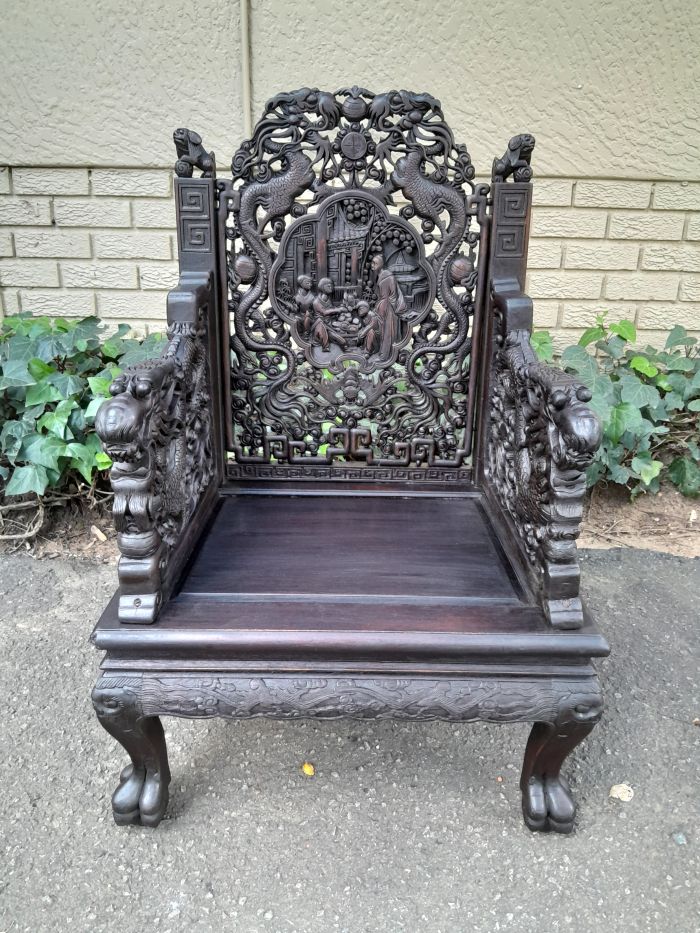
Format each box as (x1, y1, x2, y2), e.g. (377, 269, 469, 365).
(274, 193, 434, 368)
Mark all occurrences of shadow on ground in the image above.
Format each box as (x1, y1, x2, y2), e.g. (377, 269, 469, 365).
(1, 548, 698, 933)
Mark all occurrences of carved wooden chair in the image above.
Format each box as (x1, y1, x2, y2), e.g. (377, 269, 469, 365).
(92, 87, 608, 832)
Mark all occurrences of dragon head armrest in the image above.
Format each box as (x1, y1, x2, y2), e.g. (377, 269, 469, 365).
(526, 370, 602, 473)
(96, 362, 176, 463)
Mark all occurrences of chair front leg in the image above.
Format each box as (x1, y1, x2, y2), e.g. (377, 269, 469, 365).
(92, 678, 171, 827)
(520, 678, 603, 833)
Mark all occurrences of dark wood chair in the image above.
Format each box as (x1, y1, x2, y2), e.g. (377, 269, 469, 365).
(92, 87, 608, 833)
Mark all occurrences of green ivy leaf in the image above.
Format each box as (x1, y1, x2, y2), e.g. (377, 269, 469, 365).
(607, 462, 632, 484)
(47, 371, 85, 399)
(629, 355, 658, 377)
(561, 345, 598, 382)
(630, 452, 663, 486)
(64, 441, 97, 483)
(579, 325, 606, 348)
(25, 380, 64, 407)
(607, 403, 643, 443)
(95, 451, 112, 470)
(609, 319, 636, 343)
(530, 331, 554, 362)
(662, 391, 684, 411)
(35, 333, 70, 363)
(5, 464, 49, 497)
(37, 399, 77, 440)
(87, 375, 113, 397)
(619, 374, 661, 409)
(688, 399, 700, 412)
(665, 356, 695, 372)
(665, 325, 695, 349)
(0, 358, 36, 390)
(27, 357, 55, 380)
(17, 432, 67, 471)
(0, 420, 31, 463)
(667, 457, 700, 497)
(84, 396, 107, 420)
(596, 335, 626, 359)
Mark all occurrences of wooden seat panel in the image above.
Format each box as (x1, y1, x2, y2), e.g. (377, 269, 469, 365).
(180, 494, 521, 603)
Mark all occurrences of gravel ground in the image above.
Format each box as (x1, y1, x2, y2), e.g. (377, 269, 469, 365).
(1, 548, 698, 933)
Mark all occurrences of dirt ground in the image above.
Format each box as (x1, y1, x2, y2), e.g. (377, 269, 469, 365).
(3, 482, 699, 563)
(580, 485, 700, 558)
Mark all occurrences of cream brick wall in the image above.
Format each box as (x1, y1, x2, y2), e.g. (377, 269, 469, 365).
(0, 168, 175, 331)
(0, 167, 699, 343)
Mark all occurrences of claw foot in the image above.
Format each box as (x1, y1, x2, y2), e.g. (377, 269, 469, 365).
(522, 774, 575, 833)
(112, 763, 170, 827)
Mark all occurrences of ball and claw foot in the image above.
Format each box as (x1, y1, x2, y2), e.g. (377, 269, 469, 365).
(112, 762, 170, 827)
(522, 774, 576, 834)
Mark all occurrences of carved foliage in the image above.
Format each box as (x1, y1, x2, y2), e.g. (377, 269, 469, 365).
(95, 310, 214, 621)
(94, 674, 603, 725)
(486, 324, 601, 594)
(224, 86, 486, 470)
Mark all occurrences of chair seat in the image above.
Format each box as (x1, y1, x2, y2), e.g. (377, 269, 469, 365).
(94, 491, 608, 665)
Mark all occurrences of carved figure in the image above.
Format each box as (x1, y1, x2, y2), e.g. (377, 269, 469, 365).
(357, 300, 381, 354)
(173, 128, 215, 178)
(491, 134, 536, 183)
(294, 274, 315, 334)
(310, 277, 344, 350)
(372, 255, 406, 359)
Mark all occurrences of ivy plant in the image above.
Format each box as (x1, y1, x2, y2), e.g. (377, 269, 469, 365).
(0, 315, 164, 497)
(531, 314, 700, 497)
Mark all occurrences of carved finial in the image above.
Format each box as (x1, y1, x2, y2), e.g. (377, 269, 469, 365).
(173, 128, 216, 178)
(491, 134, 536, 183)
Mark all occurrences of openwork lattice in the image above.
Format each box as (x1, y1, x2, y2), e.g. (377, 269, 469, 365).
(218, 87, 488, 472)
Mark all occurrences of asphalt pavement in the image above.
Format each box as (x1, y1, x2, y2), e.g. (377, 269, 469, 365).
(1, 548, 698, 933)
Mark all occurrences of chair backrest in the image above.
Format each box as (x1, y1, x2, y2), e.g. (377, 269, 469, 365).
(221, 87, 492, 484)
(177, 87, 535, 485)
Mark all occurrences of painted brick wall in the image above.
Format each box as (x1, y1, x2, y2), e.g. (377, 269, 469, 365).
(1, 166, 699, 344)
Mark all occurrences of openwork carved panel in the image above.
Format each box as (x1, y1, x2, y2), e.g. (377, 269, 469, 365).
(221, 87, 488, 475)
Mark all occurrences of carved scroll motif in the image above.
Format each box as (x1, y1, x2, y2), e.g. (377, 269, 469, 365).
(223, 86, 487, 471)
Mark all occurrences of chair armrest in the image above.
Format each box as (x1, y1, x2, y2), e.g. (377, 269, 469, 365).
(484, 285, 601, 629)
(95, 280, 217, 623)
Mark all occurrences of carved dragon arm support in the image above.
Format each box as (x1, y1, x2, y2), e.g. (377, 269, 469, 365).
(484, 283, 601, 629)
(96, 278, 217, 623)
